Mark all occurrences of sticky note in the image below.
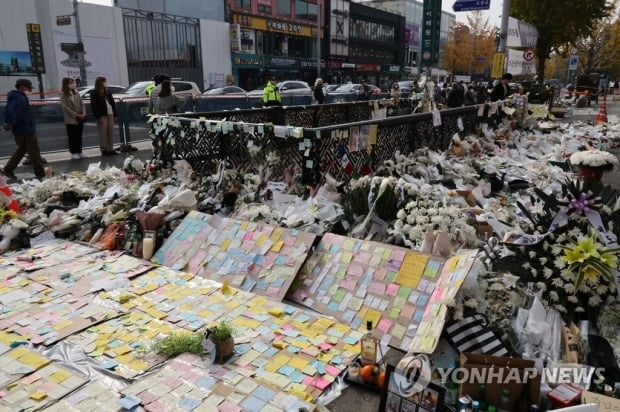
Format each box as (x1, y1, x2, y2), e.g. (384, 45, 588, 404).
(30, 392, 47, 401)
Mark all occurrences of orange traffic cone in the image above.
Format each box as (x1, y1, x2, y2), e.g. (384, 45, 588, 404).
(0, 178, 21, 213)
(596, 93, 608, 124)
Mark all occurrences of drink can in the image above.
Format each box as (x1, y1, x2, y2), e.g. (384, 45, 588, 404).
(458, 395, 473, 409)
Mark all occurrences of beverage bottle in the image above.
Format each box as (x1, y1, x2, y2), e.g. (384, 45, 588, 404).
(488, 406, 496, 412)
(444, 360, 459, 407)
(360, 320, 377, 366)
(476, 383, 488, 411)
(497, 389, 511, 412)
(472, 400, 480, 412)
(613, 382, 620, 399)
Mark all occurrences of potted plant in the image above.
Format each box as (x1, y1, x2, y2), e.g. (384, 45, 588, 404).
(570, 149, 618, 181)
(207, 321, 234, 363)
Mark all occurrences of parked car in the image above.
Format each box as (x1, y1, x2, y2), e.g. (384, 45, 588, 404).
(329, 83, 382, 95)
(397, 81, 414, 93)
(114, 80, 201, 98)
(78, 85, 126, 99)
(202, 86, 247, 96)
(519, 80, 551, 103)
(323, 84, 341, 93)
(247, 81, 313, 97)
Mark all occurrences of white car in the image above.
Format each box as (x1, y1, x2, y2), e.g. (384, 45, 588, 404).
(114, 80, 201, 98)
(202, 86, 247, 96)
(78, 85, 126, 99)
(247, 81, 312, 97)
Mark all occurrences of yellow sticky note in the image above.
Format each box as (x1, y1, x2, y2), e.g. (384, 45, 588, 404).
(264, 362, 280, 373)
(116, 354, 135, 364)
(268, 307, 283, 317)
(53, 320, 73, 331)
(128, 359, 149, 371)
(112, 345, 133, 356)
(240, 222, 248, 231)
(272, 341, 287, 350)
(270, 241, 284, 253)
(369, 124, 378, 145)
(50, 370, 72, 384)
(362, 309, 382, 329)
(30, 392, 47, 401)
(221, 280, 233, 295)
(271, 228, 284, 241)
(302, 365, 317, 376)
(20, 353, 50, 370)
(288, 358, 309, 370)
(220, 239, 231, 251)
(272, 354, 291, 365)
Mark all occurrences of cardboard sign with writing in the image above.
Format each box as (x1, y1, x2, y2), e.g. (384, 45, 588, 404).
(582, 391, 620, 411)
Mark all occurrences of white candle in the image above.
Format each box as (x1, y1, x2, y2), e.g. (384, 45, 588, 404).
(142, 237, 154, 260)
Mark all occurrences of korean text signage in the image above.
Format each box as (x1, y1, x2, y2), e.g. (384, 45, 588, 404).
(405, 23, 420, 47)
(268, 57, 299, 68)
(26, 23, 45, 73)
(233, 14, 321, 38)
(492, 53, 505, 78)
(230, 24, 241, 53)
(421, 0, 441, 66)
(232, 53, 263, 67)
(507, 17, 538, 49)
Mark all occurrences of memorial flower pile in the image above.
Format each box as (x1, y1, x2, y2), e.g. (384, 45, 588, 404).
(570, 149, 619, 170)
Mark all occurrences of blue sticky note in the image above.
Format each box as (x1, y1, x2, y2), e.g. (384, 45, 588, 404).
(344, 336, 359, 345)
(118, 395, 141, 410)
(284, 306, 296, 315)
(342, 310, 356, 323)
(327, 302, 339, 312)
(331, 357, 343, 365)
(178, 396, 201, 411)
(352, 317, 362, 330)
(36, 327, 52, 335)
(240, 395, 266, 412)
(102, 360, 119, 370)
(413, 310, 424, 322)
(236, 344, 250, 354)
(295, 314, 310, 323)
(275, 256, 286, 265)
(253, 386, 276, 402)
(252, 342, 270, 353)
(417, 295, 428, 307)
(107, 340, 124, 348)
(313, 360, 326, 375)
(195, 376, 216, 390)
(290, 371, 305, 383)
(264, 348, 278, 358)
(278, 365, 295, 376)
(286, 346, 300, 354)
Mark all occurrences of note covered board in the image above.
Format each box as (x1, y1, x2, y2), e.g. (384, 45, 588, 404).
(152, 211, 316, 300)
(0, 363, 88, 411)
(0, 276, 51, 320)
(1, 240, 95, 273)
(122, 353, 314, 412)
(289, 233, 455, 352)
(0, 345, 51, 387)
(0, 294, 122, 346)
(409, 250, 478, 354)
(27, 252, 153, 297)
(43, 381, 121, 412)
(67, 312, 177, 378)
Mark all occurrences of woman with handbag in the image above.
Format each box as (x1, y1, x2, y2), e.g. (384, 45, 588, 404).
(59, 77, 86, 159)
(90, 76, 118, 156)
(148, 80, 183, 114)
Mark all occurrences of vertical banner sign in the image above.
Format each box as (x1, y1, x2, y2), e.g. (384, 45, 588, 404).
(421, 0, 442, 65)
(492, 53, 505, 78)
(230, 24, 241, 53)
(26, 23, 45, 73)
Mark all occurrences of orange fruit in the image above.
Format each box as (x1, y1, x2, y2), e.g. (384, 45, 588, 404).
(377, 371, 386, 388)
(361, 365, 375, 383)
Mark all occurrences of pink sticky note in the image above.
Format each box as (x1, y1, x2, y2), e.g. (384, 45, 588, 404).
(145, 401, 167, 412)
(386, 283, 399, 296)
(391, 250, 406, 262)
(163, 376, 183, 389)
(244, 232, 254, 241)
(318, 342, 332, 351)
(266, 287, 279, 296)
(293, 290, 309, 301)
(340, 277, 357, 291)
(347, 264, 364, 277)
(138, 390, 158, 404)
(218, 401, 243, 412)
(368, 282, 386, 295)
(354, 252, 370, 264)
(377, 318, 393, 333)
(242, 240, 254, 250)
(374, 268, 387, 280)
(20, 374, 41, 385)
(301, 348, 319, 357)
(431, 288, 443, 302)
(302, 376, 315, 385)
(283, 236, 296, 246)
(313, 377, 331, 390)
(401, 305, 415, 319)
(325, 365, 342, 377)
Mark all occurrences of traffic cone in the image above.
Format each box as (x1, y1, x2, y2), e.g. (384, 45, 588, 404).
(0, 177, 21, 214)
(596, 93, 608, 124)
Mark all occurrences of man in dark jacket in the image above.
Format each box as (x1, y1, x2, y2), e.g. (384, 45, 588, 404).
(491, 73, 513, 102)
(447, 82, 465, 107)
(1, 79, 45, 180)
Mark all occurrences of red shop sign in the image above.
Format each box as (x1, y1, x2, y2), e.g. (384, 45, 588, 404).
(328, 60, 342, 69)
(356, 63, 381, 72)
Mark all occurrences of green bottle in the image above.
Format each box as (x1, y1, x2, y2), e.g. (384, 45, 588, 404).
(488, 406, 496, 412)
(445, 360, 459, 407)
(477, 384, 488, 411)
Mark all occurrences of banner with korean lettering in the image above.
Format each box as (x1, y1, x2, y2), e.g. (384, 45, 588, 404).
(421, 0, 442, 65)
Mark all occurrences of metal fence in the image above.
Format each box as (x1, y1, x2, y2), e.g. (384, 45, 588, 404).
(149, 103, 482, 185)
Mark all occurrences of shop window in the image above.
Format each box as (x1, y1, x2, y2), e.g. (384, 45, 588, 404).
(277, 0, 291, 16)
(258, 4, 272, 13)
(350, 18, 395, 43)
(295, 0, 317, 21)
(235, 0, 251, 9)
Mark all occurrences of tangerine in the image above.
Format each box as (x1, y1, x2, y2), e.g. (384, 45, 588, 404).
(360, 364, 375, 383)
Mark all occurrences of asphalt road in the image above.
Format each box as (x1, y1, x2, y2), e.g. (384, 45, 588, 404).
(0, 121, 149, 158)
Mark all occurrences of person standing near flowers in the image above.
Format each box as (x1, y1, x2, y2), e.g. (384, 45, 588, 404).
(90, 76, 118, 156)
(59, 77, 86, 159)
(313, 78, 325, 104)
(148, 80, 183, 114)
(1, 79, 45, 180)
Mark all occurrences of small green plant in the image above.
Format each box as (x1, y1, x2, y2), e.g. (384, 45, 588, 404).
(209, 321, 234, 341)
(151, 331, 204, 358)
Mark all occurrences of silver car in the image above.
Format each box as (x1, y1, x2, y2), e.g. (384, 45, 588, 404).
(247, 81, 312, 97)
(114, 80, 201, 98)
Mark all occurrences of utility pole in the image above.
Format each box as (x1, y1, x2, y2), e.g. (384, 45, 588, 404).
(73, 0, 87, 86)
(316, 0, 321, 78)
(499, 0, 510, 75)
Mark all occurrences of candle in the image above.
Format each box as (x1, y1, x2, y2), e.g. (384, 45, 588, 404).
(142, 237, 154, 260)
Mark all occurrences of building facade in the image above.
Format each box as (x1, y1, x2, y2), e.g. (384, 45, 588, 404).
(325, 0, 405, 89)
(361, 0, 455, 76)
(227, 0, 325, 91)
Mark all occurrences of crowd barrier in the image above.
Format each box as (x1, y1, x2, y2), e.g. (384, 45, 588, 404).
(148, 102, 483, 185)
(0, 92, 412, 156)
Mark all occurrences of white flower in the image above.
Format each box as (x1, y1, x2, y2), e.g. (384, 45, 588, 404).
(539, 257, 548, 266)
(554, 305, 567, 313)
(528, 251, 536, 259)
(551, 278, 564, 288)
(397, 210, 407, 220)
(551, 246, 563, 256)
(564, 283, 575, 294)
(543, 267, 554, 278)
(407, 215, 416, 225)
(596, 284, 608, 296)
(588, 295, 603, 306)
(536, 282, 547, 292)
(523, 262, 531, 270)
(553, 257, 566, 269)
(567, 295, 579, 303)
(575, 306, 585, 313)
(549, 291, 559, 301)
(530, 269, 538, 277)
(569, 150, 618, 169)
(464, 298, 478, 308)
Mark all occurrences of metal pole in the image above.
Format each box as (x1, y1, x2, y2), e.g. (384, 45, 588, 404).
(73, 0, 87, 86)
(316, 0, 321, 78)
(499, 0, 510, 74)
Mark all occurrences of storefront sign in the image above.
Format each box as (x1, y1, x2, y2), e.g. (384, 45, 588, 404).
(405, 23, 420, 47)
(356, 63, 381, 72)
(341, 62, 356, 69)
(383, 65, 401, 73)
(233, 14, 321, 38)
(421, 0, 442, 66)
(300, 59, 325, 69)
(233, 53, 264, 67)
(26, 23, 45, 73)
(230, 24, 241, 53)
(330, 0, 349, 57)
(268, 56, 299, 68)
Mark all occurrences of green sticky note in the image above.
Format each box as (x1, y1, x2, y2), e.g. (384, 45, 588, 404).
(332, 289, 346, 303)
(386, 271, 398, 282)
(335, 268, 346, 279)
(397, 286, 412, 298)
(390, 307, 401, 319)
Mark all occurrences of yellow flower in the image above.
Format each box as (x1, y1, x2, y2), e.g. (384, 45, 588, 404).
(582, 266, 600, 283)
(601, 251, 618, 268)
(576, 237, 600, 259)
(563, 247, 585, 265)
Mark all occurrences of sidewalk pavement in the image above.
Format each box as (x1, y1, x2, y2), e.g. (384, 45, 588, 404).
(1, 140, 153, 181)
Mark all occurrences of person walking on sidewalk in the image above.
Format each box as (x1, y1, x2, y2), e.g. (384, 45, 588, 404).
(90, 76, 118, 156)
(1, 79, 45, 180)
(59, 77, 86, 159)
